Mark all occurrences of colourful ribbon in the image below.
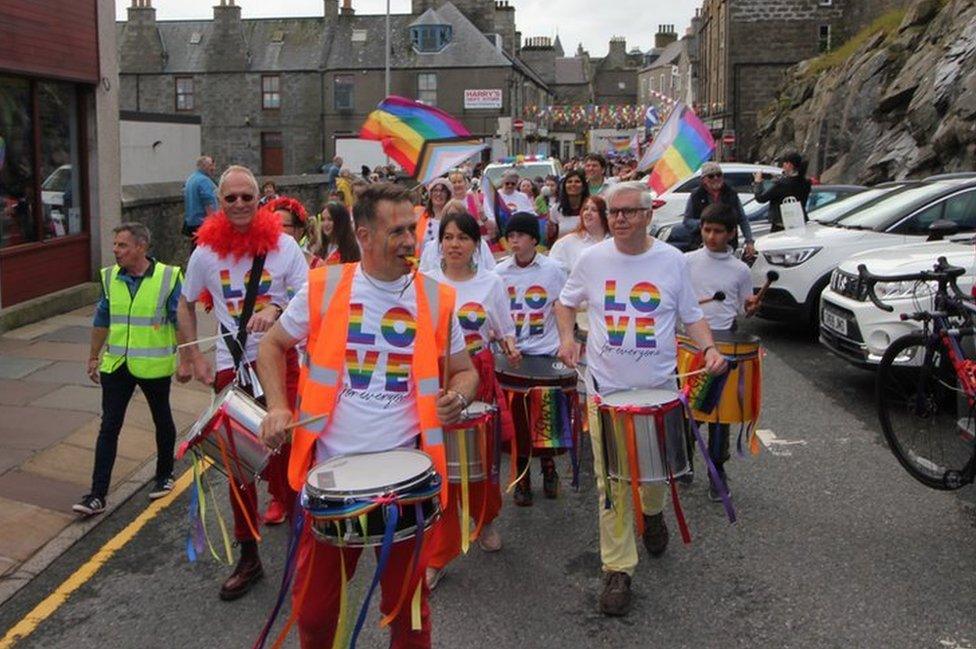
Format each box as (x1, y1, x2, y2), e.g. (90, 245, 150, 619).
(252, 496, 304, 649)
(678, 391, 737, 524)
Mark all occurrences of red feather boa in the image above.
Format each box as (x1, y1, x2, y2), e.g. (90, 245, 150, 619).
(194, 208, 283, 262)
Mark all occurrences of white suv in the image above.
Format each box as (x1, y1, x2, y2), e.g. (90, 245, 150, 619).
(751, 179, 976, 326)
(482, 157, 562, 186)
(820, 237, 976, 366)
(651, 163, 782, 225)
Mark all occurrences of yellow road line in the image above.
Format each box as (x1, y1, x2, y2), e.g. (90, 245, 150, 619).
(0, 468, 196, 648)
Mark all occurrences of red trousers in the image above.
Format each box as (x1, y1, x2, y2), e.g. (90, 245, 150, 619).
(213, 349, 298, 542)
(427, 478, 502, 569)
(292, 527, 431, 648)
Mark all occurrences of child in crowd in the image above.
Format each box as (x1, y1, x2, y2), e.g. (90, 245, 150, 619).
(684, 203, 759, 501)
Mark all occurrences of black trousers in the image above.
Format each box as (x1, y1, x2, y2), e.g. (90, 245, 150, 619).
(91, 364, 176, 498)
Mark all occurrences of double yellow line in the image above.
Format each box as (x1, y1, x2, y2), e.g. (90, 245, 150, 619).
(0, 468, 195, 648)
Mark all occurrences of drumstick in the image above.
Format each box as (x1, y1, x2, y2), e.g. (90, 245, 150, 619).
(284, 412, 326, 432)
(747, 270, 779, 318)
(177, 329, 239, 349)
(698, 291, 726, 305)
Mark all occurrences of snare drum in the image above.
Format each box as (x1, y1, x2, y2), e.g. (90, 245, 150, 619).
(597, 389, 690, 483)
(302, 449, 442, 547)
(444, 402, 496, 484)
(179, 384, 271, 483)
(495, 354, 577, 449)
(677, 331, 762, 424)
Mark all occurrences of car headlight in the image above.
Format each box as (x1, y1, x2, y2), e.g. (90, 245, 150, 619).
(762, 247, 822, 267)
(656, 225, 673, 241)
(874, 280, 938, 300)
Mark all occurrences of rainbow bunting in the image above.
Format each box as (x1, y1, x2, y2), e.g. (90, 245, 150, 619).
(611, 136, 633, 153)
(638, 103, 715, 194)
(359, 96, 487, 182)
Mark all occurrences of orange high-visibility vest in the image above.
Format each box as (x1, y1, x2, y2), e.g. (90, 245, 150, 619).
(287, 262, 457, 507)
(414, 206, 432, 258)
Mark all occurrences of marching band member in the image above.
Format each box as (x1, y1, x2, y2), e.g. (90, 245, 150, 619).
(495, 213, 568, 506)
(548, 195, 609, 274)
(177, 165, 308, 601)
(418, 199, 496, 273)
(685, 203, 759, 500)
(257, 183, 478, 648)
(424, 210, 521, 589)
(554, 181, 726, 617)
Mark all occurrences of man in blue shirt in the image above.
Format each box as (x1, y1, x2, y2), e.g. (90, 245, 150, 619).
(320, 155, 342, 192)
(183, 156, 218, 246)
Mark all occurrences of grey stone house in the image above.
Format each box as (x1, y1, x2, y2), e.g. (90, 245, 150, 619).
(117, 0, 552, 176)
(696, 0, 914, 160)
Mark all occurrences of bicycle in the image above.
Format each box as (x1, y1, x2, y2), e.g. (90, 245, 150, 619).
(858, 256, 976, 490)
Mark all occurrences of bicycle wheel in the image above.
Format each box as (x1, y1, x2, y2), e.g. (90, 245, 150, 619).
(876, 333, 976, 490)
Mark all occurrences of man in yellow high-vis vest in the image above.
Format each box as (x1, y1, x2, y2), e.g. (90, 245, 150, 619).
(73, 223, 188, 517)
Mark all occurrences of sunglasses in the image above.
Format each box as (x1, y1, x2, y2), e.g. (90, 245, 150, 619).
(223, 193, 255, 203)
(705, 173, 723, 179)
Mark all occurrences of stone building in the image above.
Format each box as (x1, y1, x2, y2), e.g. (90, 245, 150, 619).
(638, 25, 696, 110)
(697, 0, 914, 160)
(116, 0, 552, 176)
(590, 37, 645, 106)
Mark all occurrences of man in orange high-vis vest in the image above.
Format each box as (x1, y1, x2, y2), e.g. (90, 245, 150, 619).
(257, 183, 478, 649)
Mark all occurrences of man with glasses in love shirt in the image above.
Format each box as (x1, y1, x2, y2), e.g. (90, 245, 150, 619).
(681, 162, 755, 259)
(554, 181, 727, 618)
(177, 165, 308, 602)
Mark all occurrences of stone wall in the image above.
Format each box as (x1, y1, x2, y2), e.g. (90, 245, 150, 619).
(120, 174, 330, 268)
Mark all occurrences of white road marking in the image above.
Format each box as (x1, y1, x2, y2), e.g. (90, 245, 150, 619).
(755, 429, 808, 456)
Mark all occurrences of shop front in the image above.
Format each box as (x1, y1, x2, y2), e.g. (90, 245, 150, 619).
(0, 1, 105, 308)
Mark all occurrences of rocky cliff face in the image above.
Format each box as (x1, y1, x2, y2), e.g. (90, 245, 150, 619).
(752, 0, 976, 183)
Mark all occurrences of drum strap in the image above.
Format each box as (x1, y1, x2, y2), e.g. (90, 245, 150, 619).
(222, 254, 266, 371)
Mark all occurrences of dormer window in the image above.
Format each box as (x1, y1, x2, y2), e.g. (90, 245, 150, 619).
(411, 25, 452, 53)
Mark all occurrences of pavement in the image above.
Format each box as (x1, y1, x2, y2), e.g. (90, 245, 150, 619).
(2, 317, 976, 648)
(0, 304, 215, 605)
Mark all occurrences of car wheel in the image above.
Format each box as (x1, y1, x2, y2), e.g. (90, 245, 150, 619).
(805, 274, 832, 334)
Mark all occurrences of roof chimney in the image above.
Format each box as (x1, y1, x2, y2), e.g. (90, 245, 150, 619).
(655, 24, 677, 49)
(325, 0, 338, 17)
(122, 0, 166, 73)
(341, 0, 355, 15)
(208, 0, 247, 71)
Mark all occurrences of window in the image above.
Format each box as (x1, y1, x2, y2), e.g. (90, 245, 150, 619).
(944, 190, 976, 230)
(0, 77, 84, 248)
(418, 73, 437, 105)
(410, 25, 452, 53)
(262, 75, 281, 110)
(176, 77, 194, 111)
(819, 25, 832, 53)
(334, 75, 354, 111)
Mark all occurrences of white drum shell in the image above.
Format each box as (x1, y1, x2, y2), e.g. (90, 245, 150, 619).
(599, 390, 690, 484)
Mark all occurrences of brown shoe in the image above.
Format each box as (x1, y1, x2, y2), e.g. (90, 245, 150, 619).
(219, 555, 264, 601)
(513, 478, 533, 506)
(599, 571, 632, 616)
(642, 513, 669, 558)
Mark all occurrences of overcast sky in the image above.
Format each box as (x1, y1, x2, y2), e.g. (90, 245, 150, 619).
(116, 0, 700, 57)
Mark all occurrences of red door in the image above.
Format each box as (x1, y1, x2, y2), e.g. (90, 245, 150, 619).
(261, 132, 283, 175)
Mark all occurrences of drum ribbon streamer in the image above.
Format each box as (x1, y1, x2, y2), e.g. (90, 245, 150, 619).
(505, 386, 580, 491)
(677, 389, 737, 524)
(178, 407, 263, 563)
(445, 408, 495, 553)
(252, 497, 305, 649)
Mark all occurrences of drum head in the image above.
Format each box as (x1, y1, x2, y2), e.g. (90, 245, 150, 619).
(306, 449, 433, 497)
(600, 388, 680, 408)
(494, 354, 576, 382)
(712, 330, 761, 346)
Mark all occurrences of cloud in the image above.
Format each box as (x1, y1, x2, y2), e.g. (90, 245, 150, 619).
(116, 0, 699, 57)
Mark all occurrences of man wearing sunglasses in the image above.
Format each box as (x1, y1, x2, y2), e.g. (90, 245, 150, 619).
(177, 165, 308, 602)
(497, 169, 536, 215)
(681, 162, 755, 259)
(554, 181, 726, 618)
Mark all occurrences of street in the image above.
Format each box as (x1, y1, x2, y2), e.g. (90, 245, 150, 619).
(2, 319, 976, 649)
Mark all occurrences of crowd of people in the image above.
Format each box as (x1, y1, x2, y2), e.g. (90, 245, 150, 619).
(74, 148, 812, 648)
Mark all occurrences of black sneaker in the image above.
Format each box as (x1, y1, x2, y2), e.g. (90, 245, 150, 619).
(540, 457, 559, 499)
(149, 476, 175, 500)
(73, 494, 105, 517)
(513, 478, 533, 507)
(642, 512, 669, 557)
(599, 571, 632, 616)
(676, 468, 694, 486)
(709, 472, 731, 503)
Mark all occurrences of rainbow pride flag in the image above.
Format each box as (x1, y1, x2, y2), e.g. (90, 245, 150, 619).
(611, 136, 633, 153)
(360, 96, 486, 182)
(639, 103, 715, 194)
(480, 175, 514, 232)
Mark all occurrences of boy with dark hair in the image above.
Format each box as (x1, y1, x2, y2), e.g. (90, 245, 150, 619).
(684, 203, 758, 501)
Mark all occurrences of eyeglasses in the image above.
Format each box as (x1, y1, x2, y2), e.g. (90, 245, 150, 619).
(705, 173, 723, 179)
(607, 207, 647, 220)
(222, 193, 255, 204)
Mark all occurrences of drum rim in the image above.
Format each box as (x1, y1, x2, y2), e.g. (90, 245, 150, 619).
(677, 331, 762, 347)
(305, 449, 437, 499)
(596, 387, 682, 409)
(309, 505, 441, 547)
(493, 353, 577, 381)
(184, 383, 264, 444)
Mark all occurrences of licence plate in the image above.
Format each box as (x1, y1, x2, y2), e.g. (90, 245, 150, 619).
(822, 309, 848, 336)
